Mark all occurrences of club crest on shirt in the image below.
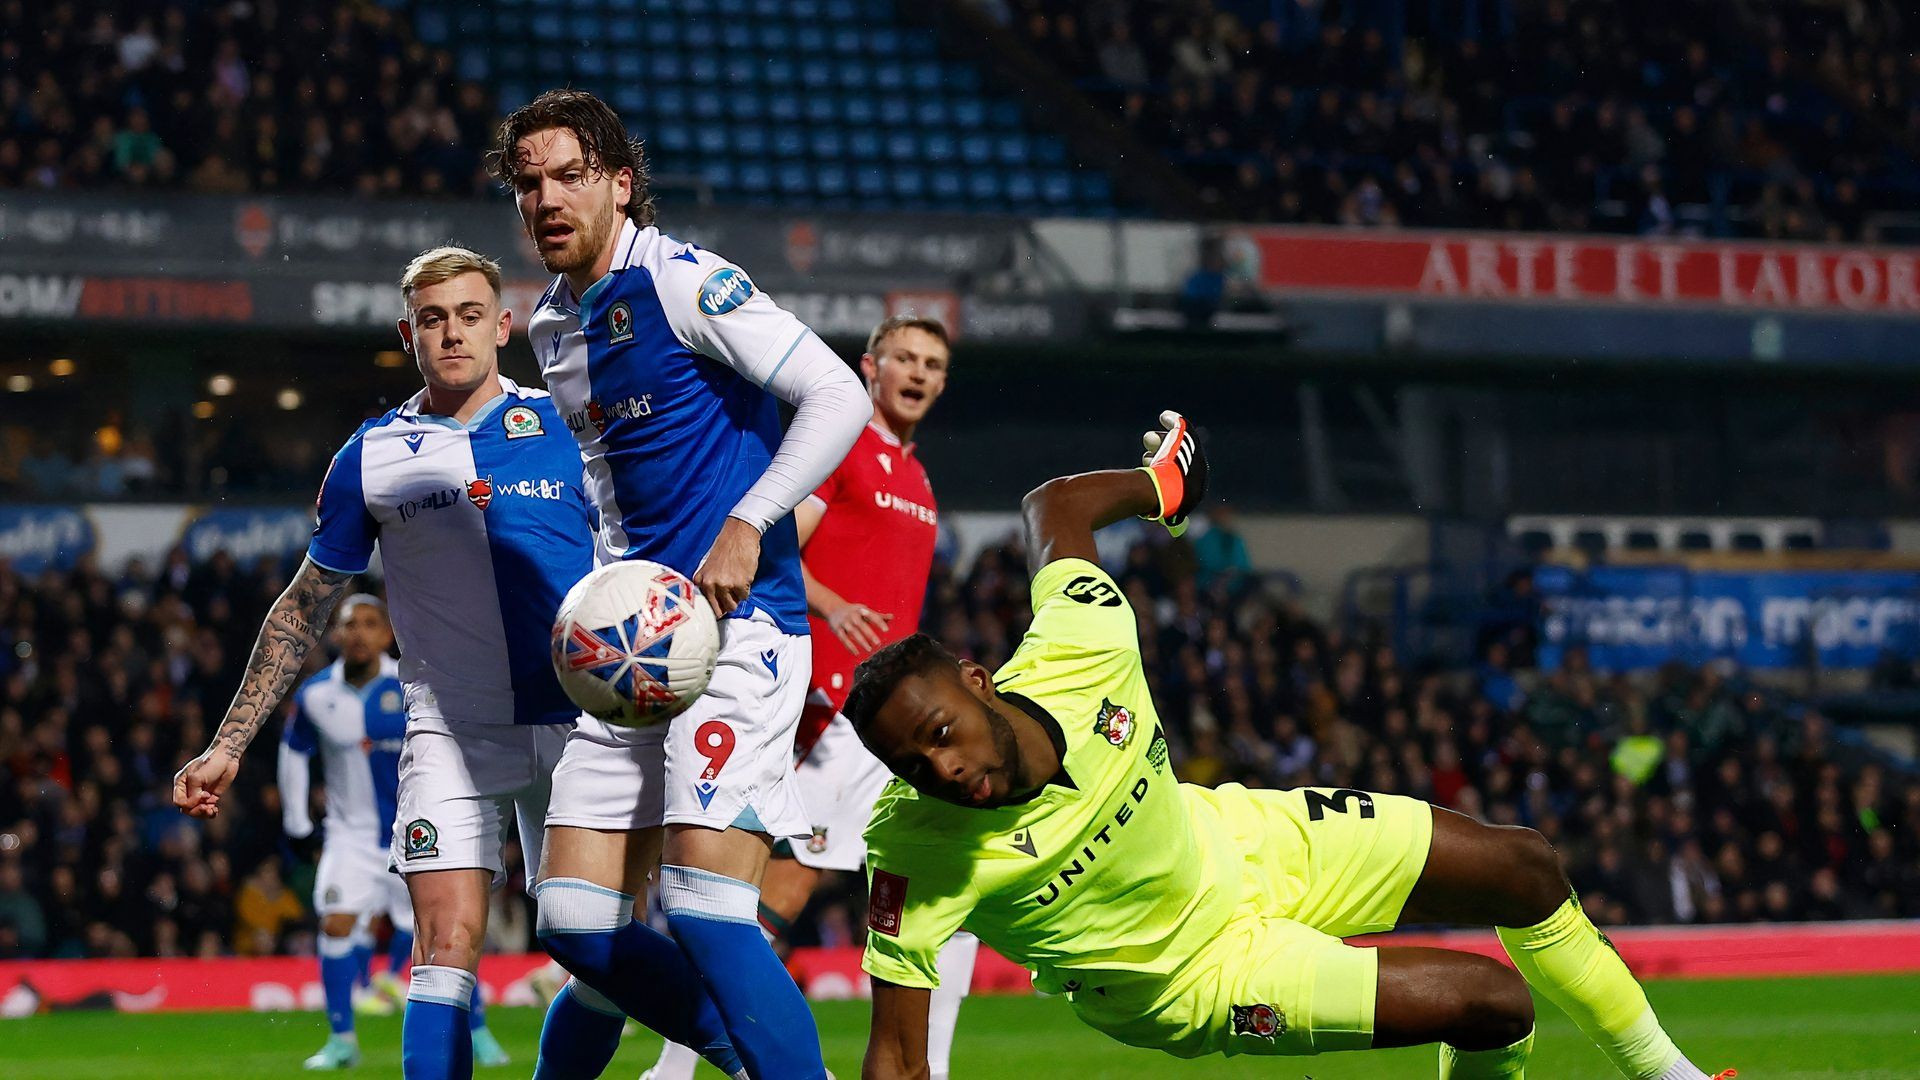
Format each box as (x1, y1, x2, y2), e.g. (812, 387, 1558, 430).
(608, 300, 634, 343)
(381, 690, 402, 714)
(1093, 698, 1135, 749)
(502, 404, 545, 439)
(403, 818, 439, 860)
(1230, 1003, 1284, 1041)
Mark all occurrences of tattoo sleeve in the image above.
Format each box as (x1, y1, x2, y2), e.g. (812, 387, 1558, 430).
(209, 557, 353, 761)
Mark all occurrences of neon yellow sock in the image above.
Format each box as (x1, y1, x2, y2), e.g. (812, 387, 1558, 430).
(1440, 1027, 1533, 1079)
(1496, 897, 1680, 1080)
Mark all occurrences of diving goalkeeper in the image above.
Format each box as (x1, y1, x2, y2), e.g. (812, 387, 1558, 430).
(846, 412, 1729, 1080)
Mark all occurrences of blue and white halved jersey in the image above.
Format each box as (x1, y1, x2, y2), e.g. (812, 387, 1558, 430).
(308, 378, 594, 726)
(279, 656, 406, 850)
(528, 220, 868, 637)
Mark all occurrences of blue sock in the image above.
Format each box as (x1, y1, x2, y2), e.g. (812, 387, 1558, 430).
(661, 865, 826, 1080)
(466, 983, 486, 1032)
(319, 933, 359, 1036)
(389, 929, 416, 976)
(402, 965, 474, 1080)
(531, 980, 627, 1080)
(535, 877, 744, 1076)
(351, 929, 374, 988)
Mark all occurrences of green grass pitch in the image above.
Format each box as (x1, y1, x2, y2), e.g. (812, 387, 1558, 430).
(3, 974, 1915, 1078)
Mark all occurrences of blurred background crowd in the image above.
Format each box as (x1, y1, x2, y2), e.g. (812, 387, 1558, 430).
(2, 519, 1914, 963)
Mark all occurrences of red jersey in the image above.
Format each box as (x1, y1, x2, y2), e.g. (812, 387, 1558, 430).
(803, 420, 938, 720)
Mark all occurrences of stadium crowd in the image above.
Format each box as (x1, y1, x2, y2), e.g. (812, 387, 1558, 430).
(0, 0, 495, 196)
(0, 520, 1915, 962)
(1008, 0, 1913, 240)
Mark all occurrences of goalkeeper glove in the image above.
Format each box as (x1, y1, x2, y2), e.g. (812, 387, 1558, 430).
(1137, 410, 1207, 537)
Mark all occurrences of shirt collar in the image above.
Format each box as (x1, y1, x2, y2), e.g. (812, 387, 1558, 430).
(868, 418, 915, 456)
(398, 377, 521, 429)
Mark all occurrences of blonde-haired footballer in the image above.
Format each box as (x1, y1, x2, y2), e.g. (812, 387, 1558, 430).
(846, 413, 1733, 1080)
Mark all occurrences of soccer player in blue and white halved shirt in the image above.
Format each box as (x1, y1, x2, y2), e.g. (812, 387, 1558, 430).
(487, 91, 869, 1080)
(279, 594, 512, 1070)
(175, 247, 625, 1080)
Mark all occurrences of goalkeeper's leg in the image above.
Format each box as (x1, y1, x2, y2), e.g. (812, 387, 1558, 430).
(1398, 809, 1713, 1080)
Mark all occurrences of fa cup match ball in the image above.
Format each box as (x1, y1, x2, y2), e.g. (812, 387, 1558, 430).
(551, 560, 719, 727)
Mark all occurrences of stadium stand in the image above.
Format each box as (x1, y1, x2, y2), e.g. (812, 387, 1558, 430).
(1008, 0, 1920, 239)
(2, 524, 1915, 961)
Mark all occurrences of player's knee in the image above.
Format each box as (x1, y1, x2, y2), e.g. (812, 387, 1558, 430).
(1452, 957, 1534, 1050)
(318, 914, 358, 939)
(534, 878, 634, 978)
(416, 915, 482, 970)
(1495, 827, 1568, 927)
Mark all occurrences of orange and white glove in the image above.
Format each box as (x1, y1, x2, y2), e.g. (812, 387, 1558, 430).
(1137, 410, 1207, 537)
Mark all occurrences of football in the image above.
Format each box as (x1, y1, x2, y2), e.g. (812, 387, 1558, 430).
(550, 560, 719, 727)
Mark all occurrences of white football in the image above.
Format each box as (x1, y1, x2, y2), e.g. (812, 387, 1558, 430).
(550, 560, 719, 727)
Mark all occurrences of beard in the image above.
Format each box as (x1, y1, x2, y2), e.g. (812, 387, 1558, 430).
(536, 199, 623, 275)
(979, 702, 1026, 808)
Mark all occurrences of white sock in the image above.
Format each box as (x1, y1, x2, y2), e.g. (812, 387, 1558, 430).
(1657, 1058, 1711, 1080)
(927, 931, 979, 1079)
(648, 1039, 702, 1080)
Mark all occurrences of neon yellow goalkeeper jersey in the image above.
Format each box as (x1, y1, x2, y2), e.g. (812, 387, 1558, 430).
(861, 558, 1242, 991)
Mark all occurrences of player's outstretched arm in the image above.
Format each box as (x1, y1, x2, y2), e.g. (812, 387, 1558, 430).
(863, 978, 933, 1080)
(172, 557, 353, 819)
(1020, 411, 1207, 576)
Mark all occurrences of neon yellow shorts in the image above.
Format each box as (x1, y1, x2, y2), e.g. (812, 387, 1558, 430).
(1070, 785, 1434, 1058)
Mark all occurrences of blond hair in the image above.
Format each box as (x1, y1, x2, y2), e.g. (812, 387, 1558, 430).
(398, 246, 503, 307)
(866, 314, 950, 357)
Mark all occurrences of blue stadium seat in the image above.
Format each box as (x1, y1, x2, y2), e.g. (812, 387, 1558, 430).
(497, 82, 531, 110)
(1033, 137, 1069, 167)
(777, 163, 813, 198)
(768, 91, 802, 124)
(773, 128, 808, 159)
(725, 57, 760, 86)
(1074, 173, 1113, 204)
(534, 50, 568, 78)
(695, 126, 730, 158)
(733, 125, 769, 157)
(878, 96, 911, 126)
(825, 0, 858, 22)
(890, 166, 926, 200)
(988, 101, 1023, 130)
(884, 132, 918, 162)
(809, 129, 845, 160)
(966, 170, 1003, 202)
(567, 13, 598, 39)
(946, 65, 984, 95)
(930, 169, 965, 206)
(688, 56, 721, 85)
(654, 87, 689, 116)
(789, 0, 822, 20)
(854, 166, 889, 199)
(650, 54, 685, 83)
(1006, 170, 1039, 206)
(739, 162, 773, 194)
(654, 123, 694, 155)
(574, 51, 608, 79)
(832, 27, 863, 55)
(914, 100, 950, 128)
(950, 98, 986, 129)
(803, 94, 837, 125)
(685, 22, 718, 49)
(726, 88, 766, 123)
(866, 28, 901, 55)
(995, 134, 1032, 166)
(613, 53, 643, 81)
(900, 29, 938, 57)
(908, 64, 943, 94)
(607, 0, 640, 11)
(755, 23, 792, 52)
(751, 0, 785, 18)
(457, 48, 489, 82)
(721, 24, 754, 52)
(860, 0, 892, 20)
(836, 61, 873, 92)
(842, 95, 877, 127)
(874, 63, 906, 93)
(922, 132, 956, 164)
(415, 10, 449, 44)
(716, 0, 749, 14)
(689, 90, 725, 121)
(762, 58, 796, 86)
(800, 59, 834, 90)
(608, 19, 639, 44)
(613, 85, 647, 116)
(959, 134, 993, 166)
(816, 163, 850, 199)
(846, 130, 882, 161)
(644, 20, 679, 48)
(795, 26, 827, 53)
(1040, 170, 1074, 205)
(699, 161, 735, 195)
(531, 13, 564, 40)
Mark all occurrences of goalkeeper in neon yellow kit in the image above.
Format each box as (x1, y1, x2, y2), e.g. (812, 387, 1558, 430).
(846, 413, 1731, 1080)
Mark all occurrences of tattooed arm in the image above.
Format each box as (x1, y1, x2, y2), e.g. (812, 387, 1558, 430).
(173, 557, 354, 819)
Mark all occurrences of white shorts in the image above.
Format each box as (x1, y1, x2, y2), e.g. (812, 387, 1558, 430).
(546, 613, 811, 838)
(790, 708, 895, 872)
(315, 839, 413, 931)
(393, 714, 569, 891)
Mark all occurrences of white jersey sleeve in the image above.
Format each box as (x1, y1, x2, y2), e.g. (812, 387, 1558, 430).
(654, 247, 870, 532)
(278, 691, 317, 840)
